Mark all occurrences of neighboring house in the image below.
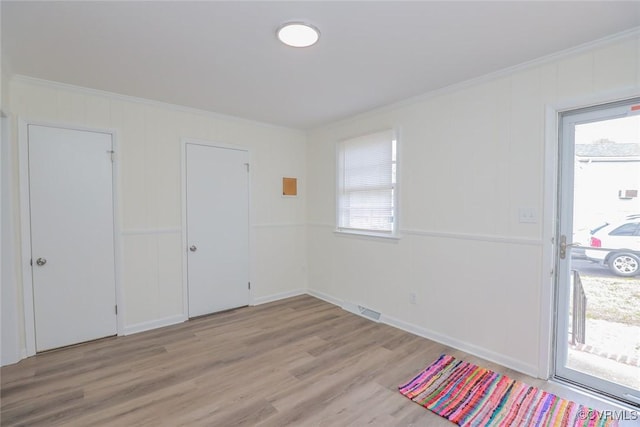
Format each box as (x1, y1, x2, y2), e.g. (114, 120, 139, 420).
(573, 141, 640, 243)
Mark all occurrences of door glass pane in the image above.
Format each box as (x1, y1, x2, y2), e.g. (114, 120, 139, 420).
(565, 112, 640, 397)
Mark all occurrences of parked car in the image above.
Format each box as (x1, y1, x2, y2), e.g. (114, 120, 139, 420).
(585, 218, 640, 277)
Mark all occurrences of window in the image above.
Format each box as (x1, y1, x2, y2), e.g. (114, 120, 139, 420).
(609, 222, 640, 236)
(337, 129, 397, 236)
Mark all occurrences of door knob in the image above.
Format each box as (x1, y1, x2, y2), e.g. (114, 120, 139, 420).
(559, 235, 580, 260)
(189, 245, 197, 252)
(36, 258, 47, 266)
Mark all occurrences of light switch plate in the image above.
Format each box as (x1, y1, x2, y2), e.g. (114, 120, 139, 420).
(518, 207, 537, 223)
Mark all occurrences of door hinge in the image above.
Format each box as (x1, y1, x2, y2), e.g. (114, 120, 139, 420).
(248, 282, 251, 290)
(107, 150, 115, 162)
(244, 162, 250, 172)
(115, 305, 118, 315)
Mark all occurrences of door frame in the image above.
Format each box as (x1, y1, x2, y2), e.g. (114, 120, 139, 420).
(540, 88, 640, 381)
(2, 112, 22, 366)
(18, 119, 124, 357)
(180, 138, 253, 318)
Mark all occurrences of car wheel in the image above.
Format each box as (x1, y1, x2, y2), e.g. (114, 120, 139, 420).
(608, 253, 640, 277)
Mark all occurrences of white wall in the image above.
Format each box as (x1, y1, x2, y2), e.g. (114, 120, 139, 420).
(5, 31, 640, 377)
(6, 77, 307, 354)
(2, 9, 23, 364)
(306, 35, 640, 376)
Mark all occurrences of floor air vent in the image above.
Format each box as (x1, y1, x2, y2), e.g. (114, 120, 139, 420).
(358, 305, 381, 321)
(341, 301, 382, 322)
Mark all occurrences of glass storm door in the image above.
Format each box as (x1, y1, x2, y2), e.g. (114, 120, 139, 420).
(555, 98, 640, 406)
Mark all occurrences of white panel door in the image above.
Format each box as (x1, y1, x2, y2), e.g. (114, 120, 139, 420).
(29, 125, 117, 352)
(186, 143, 249, 317)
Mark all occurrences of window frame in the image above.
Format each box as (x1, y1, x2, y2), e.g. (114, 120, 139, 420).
(335, 129, 399, 239)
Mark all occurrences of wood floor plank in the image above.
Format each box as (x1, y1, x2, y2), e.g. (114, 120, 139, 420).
(1, 294, 628, 426)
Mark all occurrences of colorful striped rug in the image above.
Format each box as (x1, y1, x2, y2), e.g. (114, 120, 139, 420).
(398, 354, 618, 426)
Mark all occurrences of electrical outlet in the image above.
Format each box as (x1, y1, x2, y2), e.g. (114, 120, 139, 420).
(409, 292, 417, 304)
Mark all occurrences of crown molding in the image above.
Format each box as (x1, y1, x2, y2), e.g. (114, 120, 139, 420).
(313, 27, 640, 132)
(10, 74, 305, 134)
(10, 26, 640, 134)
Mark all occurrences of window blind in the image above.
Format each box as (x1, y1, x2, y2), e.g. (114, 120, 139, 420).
(337, 129, 396, 233)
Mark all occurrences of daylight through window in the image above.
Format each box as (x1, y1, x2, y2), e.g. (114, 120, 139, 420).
(337, 129, 397, 235)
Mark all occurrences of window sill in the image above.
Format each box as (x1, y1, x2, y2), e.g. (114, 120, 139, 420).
(334, 229, 401, 241)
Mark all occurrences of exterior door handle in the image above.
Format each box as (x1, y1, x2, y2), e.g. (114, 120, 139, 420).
(559, 235, 580, 260)
(36, 257, 47, 266)
(189, 245, 197, 252)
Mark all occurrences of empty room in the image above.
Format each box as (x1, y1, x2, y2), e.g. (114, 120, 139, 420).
(1, 1, 639, 426)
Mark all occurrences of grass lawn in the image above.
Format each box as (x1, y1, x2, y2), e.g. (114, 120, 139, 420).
(580, 275, 640, 325)
(578, 274, 640, 357)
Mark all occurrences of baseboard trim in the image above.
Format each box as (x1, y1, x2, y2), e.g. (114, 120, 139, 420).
(341, 300, 382, 322)
(0, 348, 25, 367)
(10, 288, 538, 378)
(123, 314, 187, 335)
(380, 313, 539, 378)
(306, 289, 343, 306)
(306, 288, 539, 378)
(251, 289, 306, 306)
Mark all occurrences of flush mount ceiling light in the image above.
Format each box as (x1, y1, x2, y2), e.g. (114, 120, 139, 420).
(277, 22, 320, 48)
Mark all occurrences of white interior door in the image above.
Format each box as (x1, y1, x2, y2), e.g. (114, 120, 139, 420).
(28, 125, 117, 352)
(186, 143, 249, 317)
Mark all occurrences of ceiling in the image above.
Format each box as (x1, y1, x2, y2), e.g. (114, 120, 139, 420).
(3, 1, 640, 130)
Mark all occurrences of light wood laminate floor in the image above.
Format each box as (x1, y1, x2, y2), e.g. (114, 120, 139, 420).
(0, 295, 630, 426)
